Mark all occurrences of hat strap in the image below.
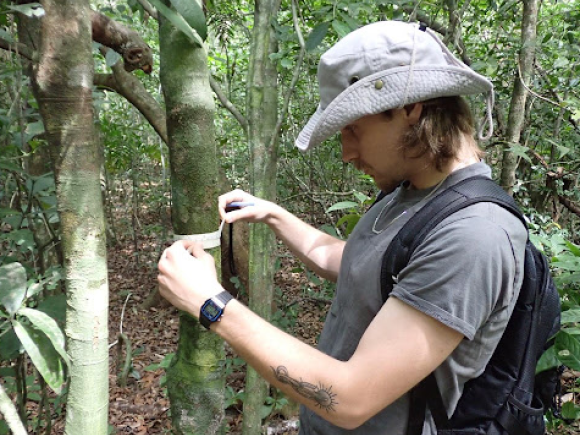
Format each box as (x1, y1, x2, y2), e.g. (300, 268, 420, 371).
(477, 91, 495, 141)
(425, 26, 495, 141)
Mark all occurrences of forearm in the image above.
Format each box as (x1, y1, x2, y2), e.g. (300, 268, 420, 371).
(213, 298, 366, 429)
(265, 204, 344, 282)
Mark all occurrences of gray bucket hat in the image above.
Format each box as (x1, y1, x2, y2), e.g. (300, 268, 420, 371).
(295, 21, 494, 151)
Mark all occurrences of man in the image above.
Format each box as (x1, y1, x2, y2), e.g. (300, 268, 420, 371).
(158, 21, 527, 434)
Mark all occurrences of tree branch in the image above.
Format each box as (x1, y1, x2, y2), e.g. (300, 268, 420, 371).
(95, 48, 167, 144)
(209, 75, 248, 131)
(91, 10, 153, 74)
(0, 37, 32, 60)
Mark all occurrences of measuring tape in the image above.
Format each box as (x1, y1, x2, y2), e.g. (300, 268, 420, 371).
(173, 220, 225, 250)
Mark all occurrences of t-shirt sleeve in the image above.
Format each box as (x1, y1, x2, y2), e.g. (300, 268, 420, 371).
(390, 208, 521, 340)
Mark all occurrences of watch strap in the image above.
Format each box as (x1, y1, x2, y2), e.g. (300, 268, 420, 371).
(200, 291, 233, 329)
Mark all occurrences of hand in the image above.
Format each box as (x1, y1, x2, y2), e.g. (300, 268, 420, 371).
(157, 241, 223, 316)
(218, 189, 279, 225)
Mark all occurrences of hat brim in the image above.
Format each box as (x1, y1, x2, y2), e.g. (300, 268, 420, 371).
(295, 65, 492, 151)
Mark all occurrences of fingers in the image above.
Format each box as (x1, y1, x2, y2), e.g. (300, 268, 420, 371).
(218, 189, 255, 221)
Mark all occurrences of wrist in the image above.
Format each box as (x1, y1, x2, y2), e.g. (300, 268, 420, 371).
(199, 289, 233, 330)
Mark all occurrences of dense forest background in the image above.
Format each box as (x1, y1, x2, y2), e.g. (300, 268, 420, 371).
(1, 0, 579, 434)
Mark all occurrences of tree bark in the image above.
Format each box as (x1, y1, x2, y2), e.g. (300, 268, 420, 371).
(158, 1, 225, 433)
(31, 1, 109, 434)
(242, 1, 282, 434)
(499, 0, 539, 195)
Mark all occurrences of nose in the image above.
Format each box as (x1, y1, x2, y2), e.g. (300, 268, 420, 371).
(340, 133, 357, 163)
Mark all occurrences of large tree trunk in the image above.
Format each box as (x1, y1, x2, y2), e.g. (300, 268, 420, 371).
(158, 3, 225, 434)
(31, 1, 109, 434)
(242, 1, 282, 433)
(499, 0, 539, 194)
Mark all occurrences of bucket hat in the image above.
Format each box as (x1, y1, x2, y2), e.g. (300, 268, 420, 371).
(295, 21, 494, 151)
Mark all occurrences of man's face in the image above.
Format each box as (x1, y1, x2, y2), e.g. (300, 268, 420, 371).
(340, 108, 418, 192)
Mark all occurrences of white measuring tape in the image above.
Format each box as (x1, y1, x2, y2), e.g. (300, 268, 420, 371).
(173, 220, 225, 250)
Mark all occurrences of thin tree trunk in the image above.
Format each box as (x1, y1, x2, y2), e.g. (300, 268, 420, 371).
(159, 2, 225, 433)
(243, 1, 282, 433)
(31, 1, 109, 434)
(499, 0, 539, 194)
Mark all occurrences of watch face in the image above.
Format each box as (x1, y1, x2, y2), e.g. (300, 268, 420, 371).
(201, 300, 223, 322)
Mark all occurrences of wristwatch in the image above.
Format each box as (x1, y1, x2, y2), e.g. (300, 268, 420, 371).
(199, 291, 234, 330)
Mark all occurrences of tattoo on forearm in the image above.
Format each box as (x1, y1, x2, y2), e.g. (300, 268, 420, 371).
(271, 366, 338, 412)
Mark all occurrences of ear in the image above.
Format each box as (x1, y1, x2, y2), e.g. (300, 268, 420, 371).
(404, 103, 423, 125)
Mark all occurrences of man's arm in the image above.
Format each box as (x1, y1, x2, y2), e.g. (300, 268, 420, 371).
(218, 190, 345, 282)
(158, 242, 463, 430)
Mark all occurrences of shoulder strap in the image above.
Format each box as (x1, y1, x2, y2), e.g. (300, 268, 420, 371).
(381, 175, 525, 302)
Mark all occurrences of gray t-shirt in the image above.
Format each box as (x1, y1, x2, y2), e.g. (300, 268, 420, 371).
(299, 162, 528, 435)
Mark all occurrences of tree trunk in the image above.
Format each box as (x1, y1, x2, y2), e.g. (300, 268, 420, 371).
(158, 3, 225, 433)
(242, 1, 282, 433)
(31, 1, 109, 434)
(499, 0, 539, 195)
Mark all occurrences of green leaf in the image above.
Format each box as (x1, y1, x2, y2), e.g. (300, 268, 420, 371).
(0, 207, 20, 219)
(306, 23, 330, 51)
(536, 346, 559, 374)
(326, 201, 358, 213)
(0, 327, 22, 361)
(169, 0, 207, 41)
(148, 0, 203, 47)
(339, 12, 360, 31)
(331, 20, 351, 38)
(7, 3, 45, 17)
(37, 294, 66, 325)
(25, 120, 45, 139)
(555, 330, 580, 371)
(0, 263, 27, 315)
(507, 144, 532, 163)
(561, 402, 580, 420)
(31, 173, 55, 195)
(0, 161, 24, 175)
(562, 309, 580, 324)
(12, 320, 66, 393)
(17, 307, 70, 367)
(565, 240, 580, 257)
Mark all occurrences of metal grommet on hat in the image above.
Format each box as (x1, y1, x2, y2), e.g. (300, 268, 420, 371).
(374, 80, 384, 90)
(349, 76, 360, 85)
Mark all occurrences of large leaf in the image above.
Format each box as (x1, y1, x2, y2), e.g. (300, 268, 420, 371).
(536, 345, 559, 374)
(12, 320, 66, 393)
(17, 307, 70, 367)
(0, 263, 27, 315)
(169, 0, 207, 41)
(37, 294, 66, 325)
(148, 0, 203, 47)
(555, 330, 580, 371)
(306, 23, 330, 51)
(561, 309, 580, 324)
(326, 201, 358, 213)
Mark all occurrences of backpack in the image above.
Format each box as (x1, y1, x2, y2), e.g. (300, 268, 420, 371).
(378, 175, 561, 435)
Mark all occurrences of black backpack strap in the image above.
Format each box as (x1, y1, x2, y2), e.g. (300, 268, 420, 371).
(381, 175, 525, 302)
(377, 176, 528, 434)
